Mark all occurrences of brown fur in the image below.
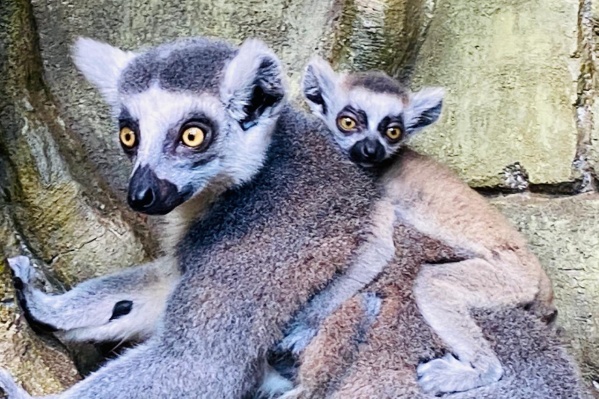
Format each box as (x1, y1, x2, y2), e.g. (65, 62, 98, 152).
(281, 150, 585, 398)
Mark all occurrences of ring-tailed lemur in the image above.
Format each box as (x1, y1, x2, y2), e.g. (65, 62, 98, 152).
(0, 37, 394, 399)
(1, 39, 582, 399)
(277, 57, 558, 396)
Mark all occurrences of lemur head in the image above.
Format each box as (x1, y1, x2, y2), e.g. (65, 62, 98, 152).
(302, 57, 443, 167)
(73, 37, 286, 215)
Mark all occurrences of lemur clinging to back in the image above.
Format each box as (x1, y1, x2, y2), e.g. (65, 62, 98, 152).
(277, 57, 558, 396)
(0, 39, 585, 399)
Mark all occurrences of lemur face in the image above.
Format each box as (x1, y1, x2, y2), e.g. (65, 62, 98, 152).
(302, 57, 444, 168)
(73, 37, 285, 215)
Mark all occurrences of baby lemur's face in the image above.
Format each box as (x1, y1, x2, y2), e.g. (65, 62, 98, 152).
(302, 57, 444, 167)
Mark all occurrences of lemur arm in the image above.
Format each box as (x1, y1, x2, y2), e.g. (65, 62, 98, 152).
(279, 199, 395, 354)
(7, 255, 179, 343)
(0, 266, 275, 399)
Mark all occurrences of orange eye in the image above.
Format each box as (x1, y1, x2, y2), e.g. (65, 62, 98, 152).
(181, 127, 205, 148)
(119, 127, 137, 148)
(337, 116, 357, 132)
(386, 126, 402, 141)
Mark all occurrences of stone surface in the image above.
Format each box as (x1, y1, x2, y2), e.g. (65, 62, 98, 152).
(411, 0, 580, 188)
(31, 0, 435, 195)
(492, 193, 599, 381)
(0, 0, 149, 391)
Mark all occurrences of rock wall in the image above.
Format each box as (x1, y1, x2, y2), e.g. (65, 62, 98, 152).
(0, 0, 597, 394)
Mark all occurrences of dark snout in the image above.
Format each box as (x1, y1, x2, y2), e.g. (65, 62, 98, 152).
(349, 139, 386, 166)
(128, 165, 190, 215)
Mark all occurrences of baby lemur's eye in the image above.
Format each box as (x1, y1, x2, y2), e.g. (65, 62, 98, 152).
(337, 116, 358, 133)
(385, 126, 402, 141)
(119, 127, 137, 149)
(181, 126, 206, 148)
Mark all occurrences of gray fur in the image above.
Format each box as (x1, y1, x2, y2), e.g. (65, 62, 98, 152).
(119, 38, 234, 95)
(1, 107, 377, 399)
(0, 38, 380, 399)
(7, 255, 177, 343)
(346, 71, 407, 96)
(280, 217, 589, 399)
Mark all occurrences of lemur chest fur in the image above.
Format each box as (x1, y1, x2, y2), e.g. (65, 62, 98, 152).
(176, 108, 378, 329)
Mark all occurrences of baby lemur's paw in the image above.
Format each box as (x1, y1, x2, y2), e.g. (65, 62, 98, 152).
(6, 256, 57, 334)
(417, 353, 503, 395)
(0, 369, 32, 399)
(277, 321, 318, 355)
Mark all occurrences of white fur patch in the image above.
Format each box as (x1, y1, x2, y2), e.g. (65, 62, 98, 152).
(257, 363, 294, 399)
(72, 37, 136, 106)
(220, 38, 286, 122)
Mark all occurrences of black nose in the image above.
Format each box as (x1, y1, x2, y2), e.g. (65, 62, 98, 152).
(128, 166, 157, 212)
(350, 139, 386, 165)
(129, 186, 155, 210)
(127, 165, 191, 215)
(361, 140, 378, 158)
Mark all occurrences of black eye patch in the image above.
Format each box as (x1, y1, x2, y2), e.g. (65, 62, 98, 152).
(377, 115, 404, 137)
(110, 300, 133, 321)
(118, 108, 139, 131)
(118, 108, 140, 157)
(164, 112, 218, 154)
(339, 105, 368, 128)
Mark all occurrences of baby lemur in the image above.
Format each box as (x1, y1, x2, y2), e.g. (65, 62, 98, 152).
(278, 57, 558, 395)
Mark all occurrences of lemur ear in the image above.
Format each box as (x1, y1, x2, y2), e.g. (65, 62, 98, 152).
(221, 39, 286, 130)
(302, 56, 339, 117)
(404, 87, 444, 133)
(72, 37, 136, 106)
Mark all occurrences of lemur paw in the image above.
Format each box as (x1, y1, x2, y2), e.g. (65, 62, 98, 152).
(256, 368, 294, 399)
(6, 256, 36, 287)
(417, 353, 503, 395)
(0, 369, 32, 399)
(277, 321, 318, 355)
(6, 256, 57, 334)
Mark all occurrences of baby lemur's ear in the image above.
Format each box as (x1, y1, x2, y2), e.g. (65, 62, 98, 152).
(404, 87, 445, 134)
(302, 56, 339, 118)
(221, 39, 286, 131)
(72, 37, 136, 106)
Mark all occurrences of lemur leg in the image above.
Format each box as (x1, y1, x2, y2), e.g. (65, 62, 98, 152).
(414, 257, 539, 395)
(6, 255, 179, 343)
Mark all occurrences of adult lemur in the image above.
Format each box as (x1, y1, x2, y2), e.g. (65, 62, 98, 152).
(1, 36, 386, 398)
(0, 39, 587, 399)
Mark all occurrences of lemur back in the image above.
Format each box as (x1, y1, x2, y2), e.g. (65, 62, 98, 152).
(285, 196, 587, 399)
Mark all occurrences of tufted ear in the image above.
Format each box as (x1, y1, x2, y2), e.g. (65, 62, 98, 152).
(220, 39, 286, 131)
(301, 56, 339, 118)
(72, 37, 136, 106)
(404, 87, 444, 134)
